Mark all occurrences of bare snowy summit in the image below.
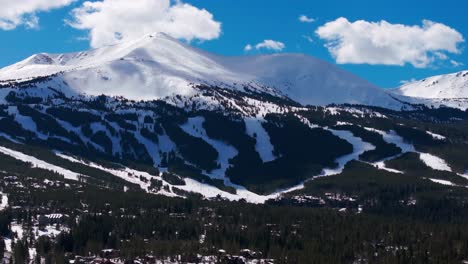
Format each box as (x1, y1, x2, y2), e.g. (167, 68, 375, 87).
(395, 70, 468, 99)
(0, 32, 403, 109)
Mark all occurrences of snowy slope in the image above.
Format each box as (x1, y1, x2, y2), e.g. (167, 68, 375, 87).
(395, 71, 468, 99)
(0, 146, 81, 181)
(0, 32, 402, 109)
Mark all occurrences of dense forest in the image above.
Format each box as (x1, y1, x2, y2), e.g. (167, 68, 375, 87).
(0, 152, 467, 263)
(0, 87, 467, 263)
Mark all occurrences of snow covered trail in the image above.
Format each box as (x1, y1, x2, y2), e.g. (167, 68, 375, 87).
(419, 153, 452, 172)
(180, 116, 376, 202)
(322, 129, 375, 175)
(459, 172, 468, 181)
(426, 131, 446, 140)
(7, 106, 48, 140)
(180, 116, 238, 179)
(263, 118, 377, 198)
(56, 153, 177, 197)
(363, 128, 468, 187)
(244, 117, 276, 162)
(301, 117, 375, 177)
(284, 116, 465, 191)
(56, 152, 273, 203)
(372, 161, 404, 174)
(428, 179, 456, 186)
(0, 146, 81, 181)
(364, 128, 414, 153)
(364, 128, 455, 172)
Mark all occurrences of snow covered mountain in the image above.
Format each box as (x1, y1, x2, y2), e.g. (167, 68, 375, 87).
(0, 32, 402, 109)
(1, 32, 467, 204)
(395, 71, 468, 99)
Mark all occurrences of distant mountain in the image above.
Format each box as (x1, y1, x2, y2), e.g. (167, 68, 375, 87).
(0, 32, 402, 109)
(394, 71, 468, 99)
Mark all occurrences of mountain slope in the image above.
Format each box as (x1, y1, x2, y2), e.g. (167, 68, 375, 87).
(1, 32, 468, 203)
(395, 70, 468, 99)
(0, 33, 402, 109)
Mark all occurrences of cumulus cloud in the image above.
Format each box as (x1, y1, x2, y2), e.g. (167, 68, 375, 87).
(316, 17, 465, 68)
(244, 44, 253, 51)
(0, 0, 75, 30)
(68, 0, 222, 48)
(245, 40, 285, 52)
(299, 15, 315, 23)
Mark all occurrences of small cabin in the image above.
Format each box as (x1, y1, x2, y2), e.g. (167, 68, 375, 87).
(38, 213, 68, 226)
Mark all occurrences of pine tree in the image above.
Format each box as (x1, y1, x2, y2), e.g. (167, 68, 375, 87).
(0, 238, 5, 261)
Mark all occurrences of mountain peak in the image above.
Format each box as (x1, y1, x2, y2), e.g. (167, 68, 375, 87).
(395, 70, 468, 99)
(0, 33, 403, 109)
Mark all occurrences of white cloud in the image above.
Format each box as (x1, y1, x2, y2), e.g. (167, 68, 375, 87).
(255, 40, 285, 51)
(245, 40, 285, 52)
(68, 0, 222, 48)
(316, 17, 465, 68)
(399, 78, 417, 85)
(302, 35, 314, 43)
(0, 0, 75, 30)
(450, 60, 463, 67)
(299, 15, 315, 23)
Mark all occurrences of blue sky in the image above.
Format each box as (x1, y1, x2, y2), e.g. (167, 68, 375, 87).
(0, 0, 466, 88)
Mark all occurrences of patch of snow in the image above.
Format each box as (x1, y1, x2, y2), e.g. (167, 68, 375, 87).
(336, 121, 353, 126)
(133, 131, 161, 167)
(428, 178, 455, 186)
(419, 153, 452, 172)
(157, 131, 177, 154)
(0, 88, 13, 104)
(373, 161, 404, 174)
(458, 172, 468, 181)
(364, 128, 415, 152)
(33, 224, 67, 239)
(11, 222, 24, 239)
(244, 117, 276, 162)
(0, 192, 8, 210)
(426, 131, 446, 140)
(4, 238, 12, 252)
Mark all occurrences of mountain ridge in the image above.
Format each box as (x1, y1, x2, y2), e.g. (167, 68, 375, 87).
(394, 70, 468, 99)
(0, 32, 403, 109)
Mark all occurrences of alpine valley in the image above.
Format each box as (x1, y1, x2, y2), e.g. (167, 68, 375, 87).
(0, 33, 467, 263)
